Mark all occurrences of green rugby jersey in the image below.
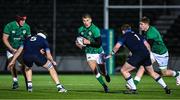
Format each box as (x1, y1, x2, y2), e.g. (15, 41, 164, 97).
(145, 26, 168, 54)
(3, 21, 31, 49)
(78, 23, 103, 54)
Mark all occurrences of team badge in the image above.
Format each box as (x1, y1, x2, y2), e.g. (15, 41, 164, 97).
(88, 31, 92, 36)
(81, 32, 84, 35)
(23, 30, 26, 34)
(12, 30, 15, 34)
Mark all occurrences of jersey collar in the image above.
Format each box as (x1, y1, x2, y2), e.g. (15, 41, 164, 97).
(37, 33, 46, 39)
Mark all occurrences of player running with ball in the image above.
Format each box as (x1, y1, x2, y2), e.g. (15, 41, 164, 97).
(75, 13, 110, 93)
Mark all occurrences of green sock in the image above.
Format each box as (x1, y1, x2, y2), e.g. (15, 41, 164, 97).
(96, 73, 105, 85)
(134, 80, 139, 86)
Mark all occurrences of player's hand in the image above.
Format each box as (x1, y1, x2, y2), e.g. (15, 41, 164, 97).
(52, 61, 57, 67)
(105, 54, 112, 59)
(75, 40, 83, 49)
(10, 48, 17, 54)
(8, 61, 15, 70)
(83, 38, 90, 44)
(40, 49, 45, 55)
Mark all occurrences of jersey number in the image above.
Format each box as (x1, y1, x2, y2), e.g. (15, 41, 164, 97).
(30, 36, 37, 41)
(134, 34, 140, 41)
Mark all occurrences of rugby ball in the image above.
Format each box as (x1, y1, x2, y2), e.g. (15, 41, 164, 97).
(76, 36, 86, 47)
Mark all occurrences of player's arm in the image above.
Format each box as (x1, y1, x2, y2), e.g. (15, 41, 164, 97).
(2, 34, 17, 53)
(84, 37, 102, 48)
(106, 42, 122, 59)
(43, 40, 56, 66)
(144, 39, 151, 52)
(45, 49, 56, 66)
(8, 45, 24, 70)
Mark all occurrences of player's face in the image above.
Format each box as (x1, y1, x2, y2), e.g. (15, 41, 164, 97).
(140, 22, 148, 31)
(18, 20, 25, 26)
(82, 17, 92, 28)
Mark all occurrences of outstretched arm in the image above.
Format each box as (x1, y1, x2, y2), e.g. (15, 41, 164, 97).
(8, 46, 24, 70)
(46, 49, 57, 66)
(106, 42, 122, 59)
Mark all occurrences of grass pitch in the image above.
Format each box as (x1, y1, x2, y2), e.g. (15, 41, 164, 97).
(0, 74, 180, 99)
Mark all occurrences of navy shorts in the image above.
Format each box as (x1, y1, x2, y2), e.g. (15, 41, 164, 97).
(127, 53, 152, 68)
(23, 54, 47, 67)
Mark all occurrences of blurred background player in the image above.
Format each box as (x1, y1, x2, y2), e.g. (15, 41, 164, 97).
(133, 16, 180, 86)
(2, 13, 31, 89)
(75, 13, 110, 93)
(106, 24, 171, 94)
(8, 26, 67, 92)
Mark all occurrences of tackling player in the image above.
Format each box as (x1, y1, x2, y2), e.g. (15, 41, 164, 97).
(133, 16, 180, 86)
(3, 13, 31, 89)
(106, 24, 171, 94)
(75, 13, 110, 93)
(8, 27, 67, 92)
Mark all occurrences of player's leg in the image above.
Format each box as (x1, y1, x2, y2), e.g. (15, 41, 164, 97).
(134, 66, 145, 85)
(7, 51, 19, 89)
(87, 60, 108, 93)
(97, 53, 110, 82)
(18, 55, 28, 90)
(145, 65, 171, 94)
(133, 52, 155, 86)
(126, 66, 145, 90)
(24, 66, 33, 92)
(121, 62, 137, 94)
(42, 60, 67, 93)
(154, 52, 180, 85)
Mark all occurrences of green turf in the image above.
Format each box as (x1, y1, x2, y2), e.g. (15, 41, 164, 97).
(0, 74, 180, 99)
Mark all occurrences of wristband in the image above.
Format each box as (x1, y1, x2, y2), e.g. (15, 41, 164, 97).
(111, 50, 115, 55)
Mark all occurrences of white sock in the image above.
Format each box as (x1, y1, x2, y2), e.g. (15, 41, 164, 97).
(127, 77, 136, 90)
(134, 76, 141, 82)
(13, 77, 18, 82)
(96, 73, 101, 78)
(28, 82, 32, 87)
(156, 77, 167, 88)
(56, 84, 63, 89)
(172, 71, 176, 77)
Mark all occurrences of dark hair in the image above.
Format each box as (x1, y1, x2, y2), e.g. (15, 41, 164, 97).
(140, 16, 150, 24)
(15, 13, 27, 21)
(35, 24, 48, 36)
(82, 13, 92, 19)
(121, 24, 131, 31)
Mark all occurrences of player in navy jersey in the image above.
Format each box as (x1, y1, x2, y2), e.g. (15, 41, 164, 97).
(8, 28, 67, 93)
(106, 24, 170, 94)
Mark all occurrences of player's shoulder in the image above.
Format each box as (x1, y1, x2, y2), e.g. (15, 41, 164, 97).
(90, 23, 100, 33)
(23, 23, 30, 28)
(149, 26, 159, 33)
(5, 21, 16, 27)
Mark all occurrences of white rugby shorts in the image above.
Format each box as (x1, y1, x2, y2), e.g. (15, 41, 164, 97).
(86, 53, 104, 64)
(151, 51, 169, 70)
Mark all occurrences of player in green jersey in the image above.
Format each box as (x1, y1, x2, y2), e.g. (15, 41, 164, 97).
(2, 14, 31, 89)
(126, 16, 180, 89)
(75, 14, 110, 93)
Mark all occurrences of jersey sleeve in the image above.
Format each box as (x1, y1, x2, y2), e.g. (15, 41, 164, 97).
(77, 27, 83, 37)
(146, 27, 159, 40)
(43, 39, 50, 51)
(117, 37, 125, 46)
(3, 23, 11, 35)
(26, 24, 31, 37)
(92, 27, 100, 38)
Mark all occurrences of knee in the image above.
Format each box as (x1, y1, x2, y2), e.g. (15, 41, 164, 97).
(121, 67, 126, 74)
(161, 70, 168, 76)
